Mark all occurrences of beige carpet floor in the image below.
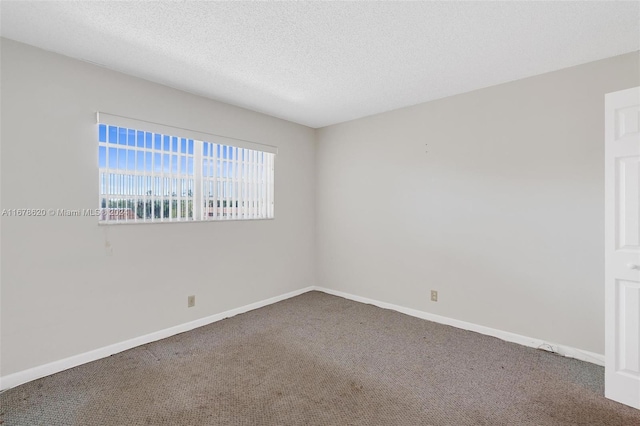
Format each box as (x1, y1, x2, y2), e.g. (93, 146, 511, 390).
(1, 291, 639, 425)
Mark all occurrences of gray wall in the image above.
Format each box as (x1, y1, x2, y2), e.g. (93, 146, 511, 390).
(2, 37, 637, 377)
(316, 52, 639, 355)
(0, 39, 316, 376)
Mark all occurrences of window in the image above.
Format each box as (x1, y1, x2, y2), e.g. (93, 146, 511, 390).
(97, 113, 275, 223)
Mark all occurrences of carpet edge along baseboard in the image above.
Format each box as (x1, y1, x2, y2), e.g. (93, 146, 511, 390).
(0, 285, 603, 391)
(0, 286, 314, 391)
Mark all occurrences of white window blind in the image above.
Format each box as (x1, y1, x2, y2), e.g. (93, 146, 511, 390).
(97, 112, 275, 223)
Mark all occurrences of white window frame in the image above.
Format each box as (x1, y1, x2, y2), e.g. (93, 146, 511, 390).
(97, 112, 276, 224)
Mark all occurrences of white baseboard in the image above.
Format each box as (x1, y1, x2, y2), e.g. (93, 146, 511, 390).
(312, 286, 605, 366)
(0, 286, 314, 391)
(1, 284, 604, 391)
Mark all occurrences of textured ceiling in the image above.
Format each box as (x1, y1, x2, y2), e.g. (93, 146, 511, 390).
(1, 1, 639, 128)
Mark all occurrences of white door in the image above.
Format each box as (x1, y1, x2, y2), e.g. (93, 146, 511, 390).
(605, 86, 640, 409)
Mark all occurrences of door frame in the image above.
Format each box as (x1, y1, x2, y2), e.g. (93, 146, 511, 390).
(604, 86, 640, 409)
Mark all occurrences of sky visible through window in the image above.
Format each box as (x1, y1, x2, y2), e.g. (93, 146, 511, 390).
(98, 124, 245, 192)
(97, 124, 271, 221)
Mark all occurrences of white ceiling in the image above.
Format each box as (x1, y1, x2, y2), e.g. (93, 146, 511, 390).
(1, 1, 639, 128)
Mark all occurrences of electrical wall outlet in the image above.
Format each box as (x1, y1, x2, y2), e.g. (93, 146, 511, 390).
(430, 290, 438, 302)
(188, 295, 195, 308)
